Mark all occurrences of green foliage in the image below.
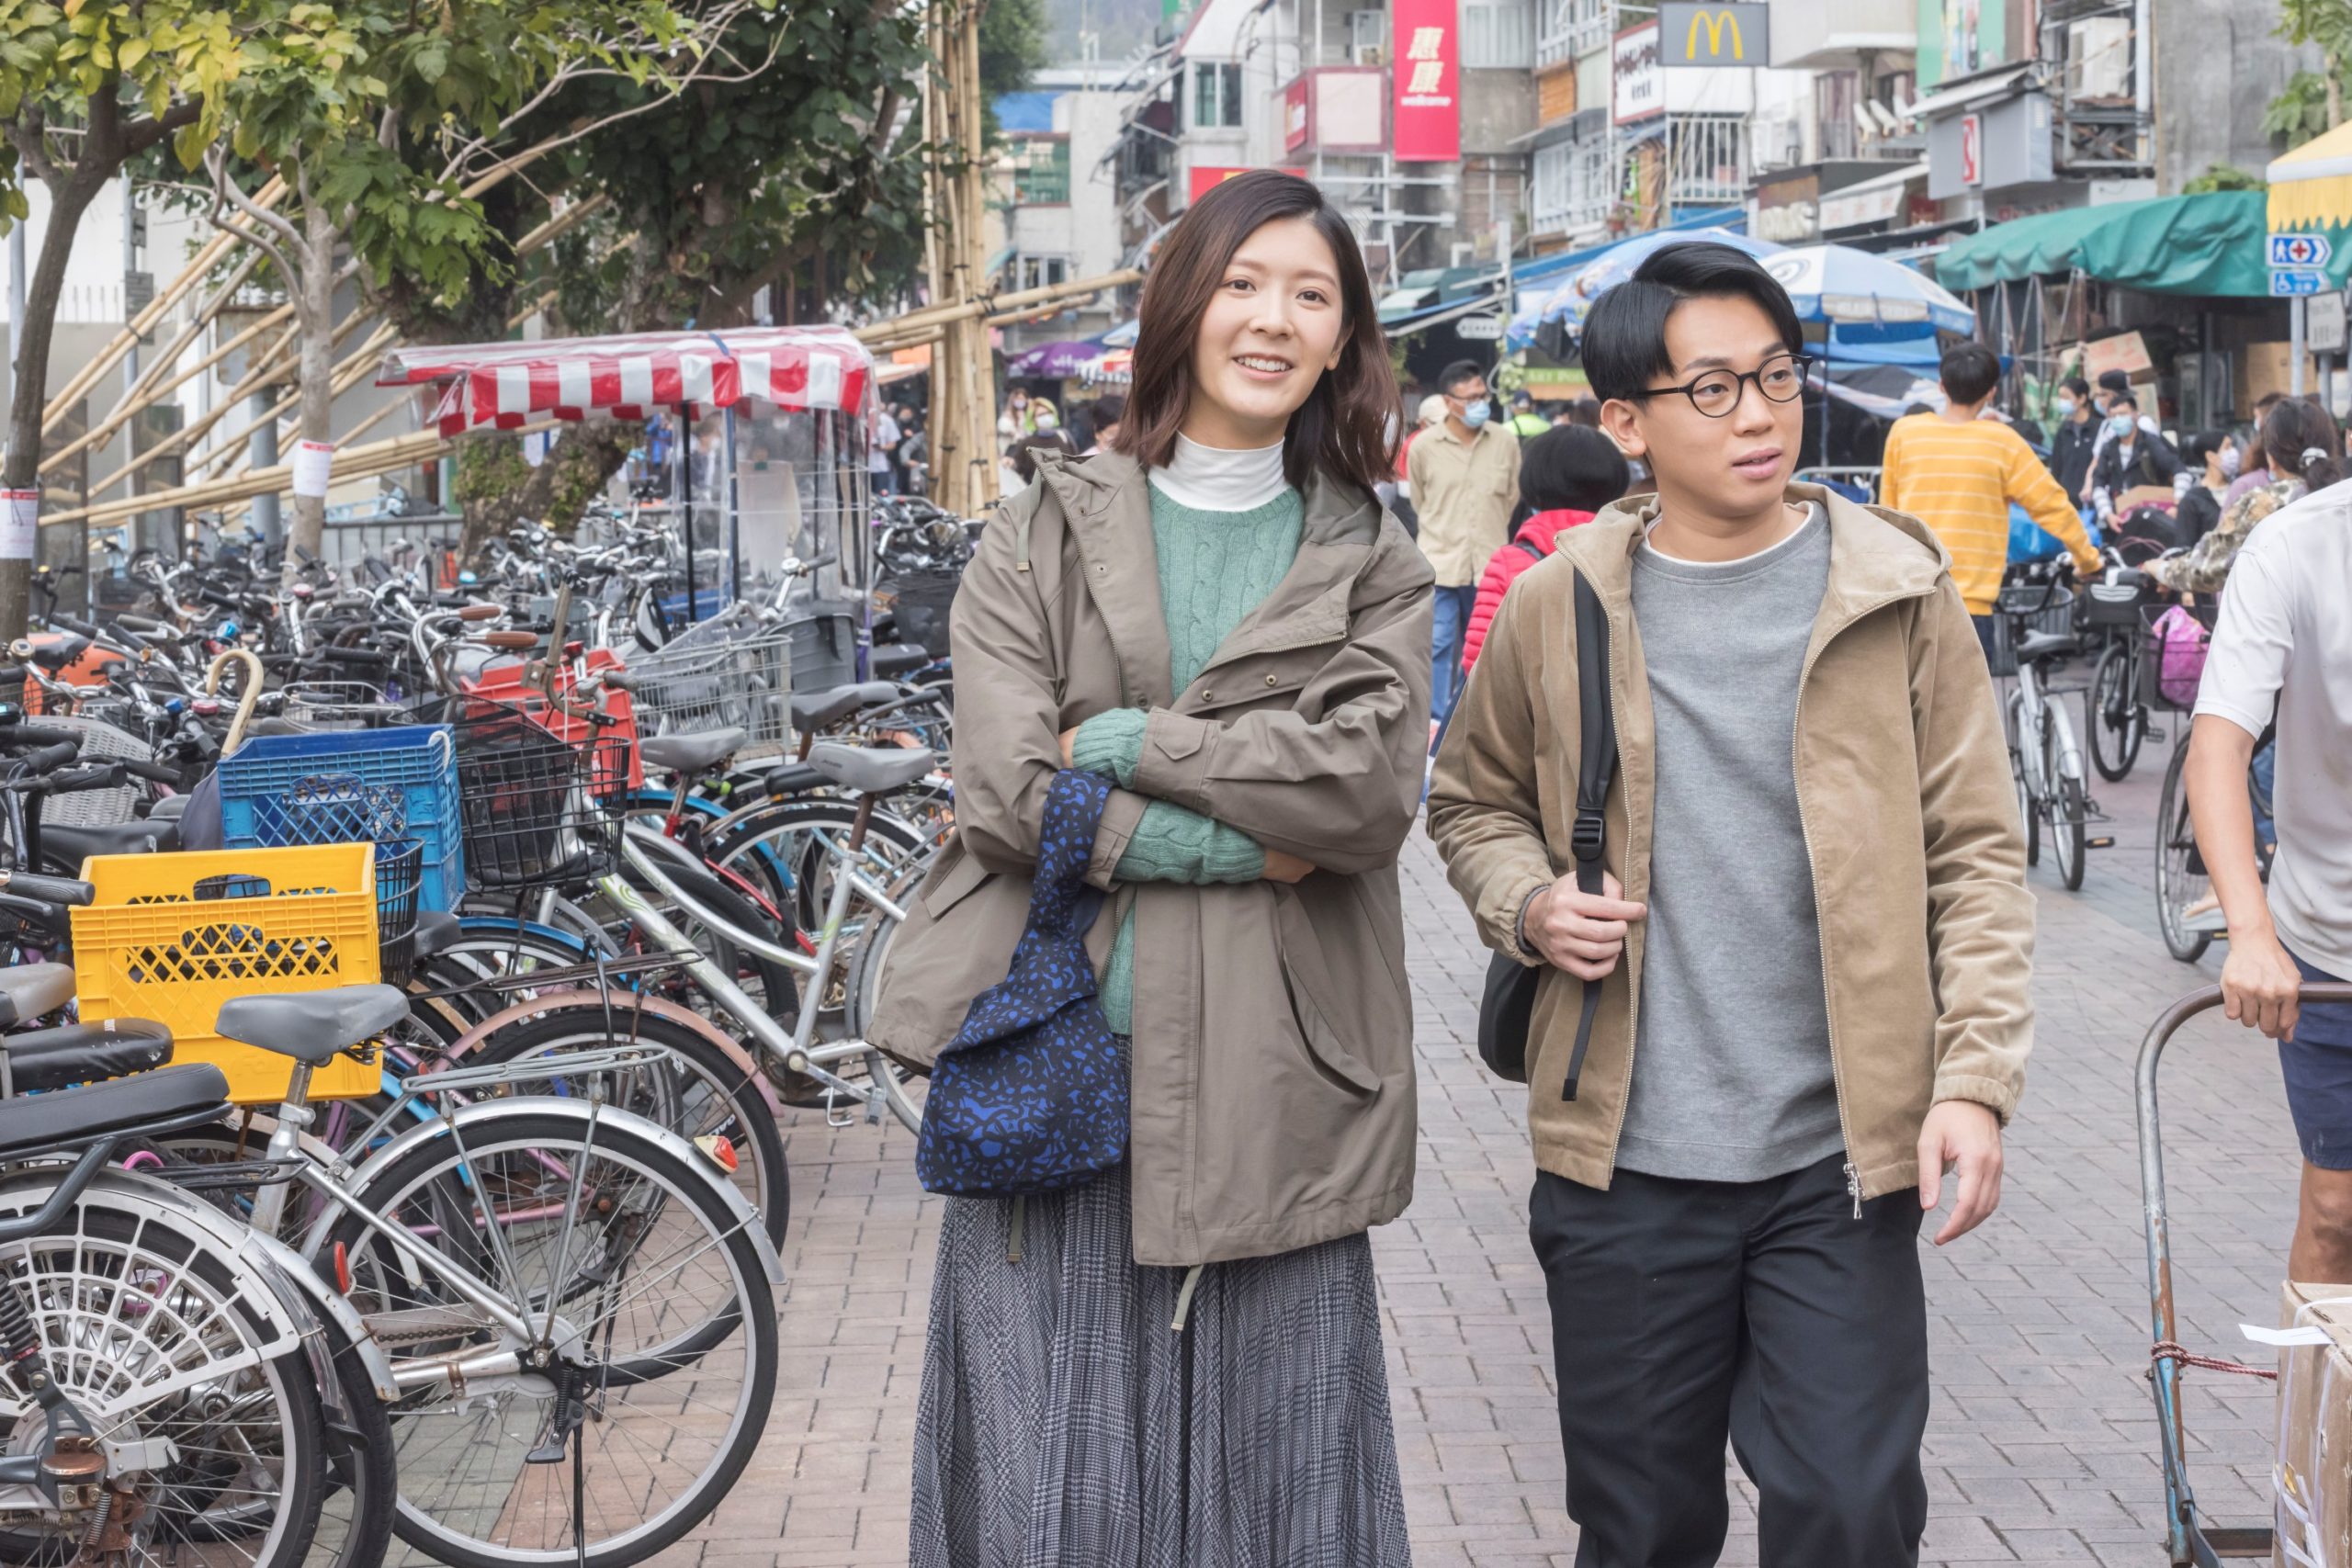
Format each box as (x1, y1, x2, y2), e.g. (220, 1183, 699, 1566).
(980, 0, 1046, 137)
(2265, 71, 2336, 149)
(2184, 163, 2267, 193)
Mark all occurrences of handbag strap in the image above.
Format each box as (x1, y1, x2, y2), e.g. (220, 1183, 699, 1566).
(1021, 769, 1112, 945)
(1562, 568, 1616, 1102)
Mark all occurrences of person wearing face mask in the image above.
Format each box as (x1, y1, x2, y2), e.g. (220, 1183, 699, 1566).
(876, 169, 1428, 1568)
(2047, 377, 2098, 506)
(2174, 430, 2238, 546)
(2089, 392, 2184, 520)
(1408, 359, 1521, 728)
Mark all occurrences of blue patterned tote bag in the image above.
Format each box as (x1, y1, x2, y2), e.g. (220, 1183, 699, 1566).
(913, 768, 1127, 1197)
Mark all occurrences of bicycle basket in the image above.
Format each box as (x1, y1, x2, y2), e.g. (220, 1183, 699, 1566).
(1986, 582, 2075, 680)
(2082, 570, 2154, 628)
(375, 837, 424, 986)
(623, 630, 795, 757)
(2143, 602, 2217, 712)
(450, 704, 611, 889)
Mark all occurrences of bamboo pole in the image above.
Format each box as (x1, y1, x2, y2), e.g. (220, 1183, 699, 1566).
(47, 418, 560, 529)
(41, 178, 289, 433)
(514, 192, 610, 255)
(191, 318, 394, 482)
(79, 314, 306, 501)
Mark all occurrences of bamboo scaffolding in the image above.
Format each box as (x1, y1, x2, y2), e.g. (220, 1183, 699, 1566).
(188, 313, 387, 482)
(46, 418, 560, 529)
(78, 313, 306, 501)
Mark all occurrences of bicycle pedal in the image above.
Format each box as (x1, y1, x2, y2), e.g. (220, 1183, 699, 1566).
(2086, 836, 2116, 850)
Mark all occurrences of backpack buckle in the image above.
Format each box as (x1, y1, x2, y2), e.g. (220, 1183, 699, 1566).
(1570, 809, 1604, 863)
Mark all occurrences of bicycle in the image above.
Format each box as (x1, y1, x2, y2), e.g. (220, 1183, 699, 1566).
(2079, 554, 2163, 782)
(2147, 601, 2276, 964)
(1996, 576, 2094, 891)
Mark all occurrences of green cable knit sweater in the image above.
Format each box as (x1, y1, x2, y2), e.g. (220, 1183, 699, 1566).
(1069, 484, 1305, 1032)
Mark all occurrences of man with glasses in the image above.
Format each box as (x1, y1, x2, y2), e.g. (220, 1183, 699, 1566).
(1430, 243, 2031, 1567)
(1408, 359, 1521, 729)
(1879, 341, 2104, 661)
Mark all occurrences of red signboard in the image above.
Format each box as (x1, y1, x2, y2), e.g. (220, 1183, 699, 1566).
(1959, 113, 1982, 186)
(1283, 76, 1309, 152)
(1391, 0, 1459, 162)
(1189, 165, 1309, 202)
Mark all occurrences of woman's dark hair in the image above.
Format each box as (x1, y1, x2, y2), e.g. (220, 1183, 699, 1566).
(2177, 429, 2230, 469)
(1518, 425, 1629, 519)
(1090, 393, 1126, 427)
(1563, 396, 1602, 428)
(2260, 395, 2344, 491)
(1010, 431, 1075, 484)
(2061, 376, 2090, 400)
(1580, 243, 1804, 404)
(1939, 342, 2001, 407)
(1112, 169, 1396, 494)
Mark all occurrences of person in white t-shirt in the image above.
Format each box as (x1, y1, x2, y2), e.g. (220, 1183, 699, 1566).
(2187, 438, 2352, 1280)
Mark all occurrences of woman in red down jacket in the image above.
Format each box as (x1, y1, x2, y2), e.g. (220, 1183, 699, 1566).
(1459, 423, 1630, 675)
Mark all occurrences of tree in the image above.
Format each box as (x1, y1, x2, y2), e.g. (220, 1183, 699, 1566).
(0, 0, 248, 642)
(2273, 0, 2352, 140)
(206, 0, 773, 577)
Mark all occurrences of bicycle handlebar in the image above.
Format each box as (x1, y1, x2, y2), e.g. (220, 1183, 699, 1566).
(14, 740, 81, 774)
(0, 870, 93, 907)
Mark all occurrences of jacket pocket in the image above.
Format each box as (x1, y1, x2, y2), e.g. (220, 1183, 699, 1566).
(1271, 888, 1380, 1096)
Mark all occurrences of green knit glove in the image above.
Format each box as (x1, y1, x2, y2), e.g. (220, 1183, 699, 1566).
(1069, 708, 1148, 787)
(1117, 801, 1264, 884)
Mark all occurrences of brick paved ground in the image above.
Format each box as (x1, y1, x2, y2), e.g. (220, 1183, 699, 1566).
(690, 703, 2305, 1567)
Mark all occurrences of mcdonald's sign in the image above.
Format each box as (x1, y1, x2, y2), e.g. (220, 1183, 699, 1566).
(1657, 3, 1768, 65)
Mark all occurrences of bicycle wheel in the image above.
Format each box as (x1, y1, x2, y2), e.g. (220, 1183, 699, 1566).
(2087, 638, 2143, 782)
(2042, 709, 2087, 891)
(2009, 694, 2041, 867)
(708, 798, 932, 936)
(843, 863, 927, 1134)
(459, 1007, 789, 1243)
(0, 1196, 329, 1568)
(322, 1109, 776, 1568)
(2154, 738, 2215, 963)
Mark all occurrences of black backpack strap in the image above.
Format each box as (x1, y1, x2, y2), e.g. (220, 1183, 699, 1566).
(1562, 568, 1617, 1100)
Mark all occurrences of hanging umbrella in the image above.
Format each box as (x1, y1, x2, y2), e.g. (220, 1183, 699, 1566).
(1761, 244, 1975, 339)
(1008, 339, 1114, 378)
(1080, 348, 1133, 386)
(1101, 319, 1139, 347)
(1514, 228, 1785, 342)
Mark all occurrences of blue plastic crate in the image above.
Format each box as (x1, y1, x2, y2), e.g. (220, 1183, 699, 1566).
(218, 727, 465, 911)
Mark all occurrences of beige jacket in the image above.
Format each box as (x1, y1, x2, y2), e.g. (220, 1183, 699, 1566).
(866, 450, 1435, 1266)
(1408, 419, 1521, 586)
(1426, 485, 2033, 1200)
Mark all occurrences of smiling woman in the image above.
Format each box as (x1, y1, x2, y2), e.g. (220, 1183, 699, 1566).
(885, 168, 1432, 1568)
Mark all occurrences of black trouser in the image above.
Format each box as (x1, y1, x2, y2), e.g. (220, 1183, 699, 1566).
(1529, 1153, 1929, 1568)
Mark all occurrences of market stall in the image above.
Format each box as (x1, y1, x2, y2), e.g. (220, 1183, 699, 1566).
(379, 325, 877, 617)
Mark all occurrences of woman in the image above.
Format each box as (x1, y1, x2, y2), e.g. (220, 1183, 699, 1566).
(871, 169, 1430, 1567)
(1459, 423, 1627, 676)
(1002, 429, 1076, 493)
(2149, 398, 2341, 595)
(2171, 429, 2237, 547)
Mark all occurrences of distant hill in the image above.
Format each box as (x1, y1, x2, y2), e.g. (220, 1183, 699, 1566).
(1046, 0, 1163, 68)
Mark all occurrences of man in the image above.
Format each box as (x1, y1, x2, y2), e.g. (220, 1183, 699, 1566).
(2047, 376, 2099, 503)
(2188, 476, 2352, 1279)
(868, 403, 902, 496)
(2088, 391, 2184, 519)
(1429, 243, 2031, 1568)
(1408, 358, 1521, 725)
(1082, 393, 1125, 456)
(2225, 389, 2289, 507)
(1880, 342, 2102, 657)
(1509, 389, 1550, 438)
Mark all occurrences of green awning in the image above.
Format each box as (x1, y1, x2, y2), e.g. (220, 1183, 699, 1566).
(1934, 191, 2346, 299)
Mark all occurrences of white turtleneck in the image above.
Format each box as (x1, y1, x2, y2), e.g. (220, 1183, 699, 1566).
(1147, 432, 1288, 513)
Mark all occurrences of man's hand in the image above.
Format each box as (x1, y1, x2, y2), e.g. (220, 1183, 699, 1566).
(1262, 849, 1314, 884)
(2221, 923, 2303, 1042)
(1917, 1100, 2004, 1246)
(1522, 871, 1646, 982)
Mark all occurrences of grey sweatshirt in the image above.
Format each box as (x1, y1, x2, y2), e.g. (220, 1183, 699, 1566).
(1616, 507, 1844, 1182)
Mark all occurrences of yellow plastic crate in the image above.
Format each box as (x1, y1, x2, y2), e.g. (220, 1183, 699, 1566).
(71, 843, 386, 1103)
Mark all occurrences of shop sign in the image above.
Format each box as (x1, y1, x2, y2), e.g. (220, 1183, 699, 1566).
(1392, 0, 1460, 162)
(2310, 290, 2348, 355)
(1958, 113, 1981, 186)
(1455, 315, 1503, 341)
(1819, 181, 1906, 232)
(1611, 22, 1661, 125)
(1283, 77, 1309, 152)
(1753, 171, 1819, 243)
(1189, 165, 1308, 201)
(1657, 4, 1765, 65)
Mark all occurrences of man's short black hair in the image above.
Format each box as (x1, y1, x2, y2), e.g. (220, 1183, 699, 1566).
(1440, 360, 1488, 394)
(2109, 391, 2138, 413)
(1580, 243, 1804, 405)
(2061, 377, 2090, 399)
(1090, 393, 1125, 425)
(1939, 342, 2001, 407)
(2097, 368, 2130, 395)
(1518, 425, 1630, 517)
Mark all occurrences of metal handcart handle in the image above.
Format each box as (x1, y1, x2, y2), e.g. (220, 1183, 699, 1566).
(2138, 982, 2352, 1566)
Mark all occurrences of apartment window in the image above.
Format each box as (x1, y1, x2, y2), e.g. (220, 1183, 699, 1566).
(1015, 255, 1070, 291)
(1532, 128, 1614, 235)
(1537, 0, 1608, 67)
(1668, 116, 1748, 206)
(1815, 70, 1859, 162)
(1350, 9, 1385, 64)
(1013, 139, 1071, 204)
(1464, 0, 1535, 68)
(1193, 62, 1243, 129)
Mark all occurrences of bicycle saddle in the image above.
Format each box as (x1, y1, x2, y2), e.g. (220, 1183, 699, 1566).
(639, 727, 749, 776)
(0, 963, 75, 1029)
(146, 795, 192, 821)
(46, 819, 175, 865)
(2017, 631, 2075, 664)
(0, 1019, 173, 1094)
(790, 682, 899, 732)
(215, 984, 410, 1066)
(0, 1061, 227, 1161)
(871, 643, 931, 679)
(807, 742, 937, 796)
(413, 908, 462, 961)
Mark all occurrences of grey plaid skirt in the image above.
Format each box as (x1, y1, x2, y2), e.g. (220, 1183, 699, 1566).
(909, 1160, 1412, 1568)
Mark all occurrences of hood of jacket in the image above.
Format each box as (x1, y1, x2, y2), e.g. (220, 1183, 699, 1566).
(1515, 508, 1598, 557)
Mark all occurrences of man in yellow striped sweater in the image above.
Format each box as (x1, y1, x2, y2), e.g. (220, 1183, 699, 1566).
(1880, 342, 2103, 659)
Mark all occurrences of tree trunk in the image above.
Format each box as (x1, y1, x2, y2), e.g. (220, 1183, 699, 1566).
(282, 193, 338, 581)
(452, 423, 635, 570)
(0, 169, 105, 644)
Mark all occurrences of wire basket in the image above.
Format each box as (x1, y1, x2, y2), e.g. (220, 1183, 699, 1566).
(458, 649, 642, 803)
(2141, 600, 2219, 714)
(30, 714, 158, 829)
(450, 704, 613, 889)
(1986, 581, 2077, 680)
(625, 628, 795, 758)
(376, 837, 424, 985)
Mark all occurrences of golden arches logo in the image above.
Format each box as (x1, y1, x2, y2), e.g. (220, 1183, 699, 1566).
(1684, 7, 1743, 58)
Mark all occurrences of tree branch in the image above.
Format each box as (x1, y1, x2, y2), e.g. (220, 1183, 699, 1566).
(206, 148, 306, 285)
(119, 97, 207, 161)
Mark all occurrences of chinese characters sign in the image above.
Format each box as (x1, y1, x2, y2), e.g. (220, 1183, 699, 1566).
(1391, 0, 1459, 162)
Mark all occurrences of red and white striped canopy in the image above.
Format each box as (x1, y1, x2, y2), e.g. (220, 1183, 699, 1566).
(379, 325, 874, 435)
